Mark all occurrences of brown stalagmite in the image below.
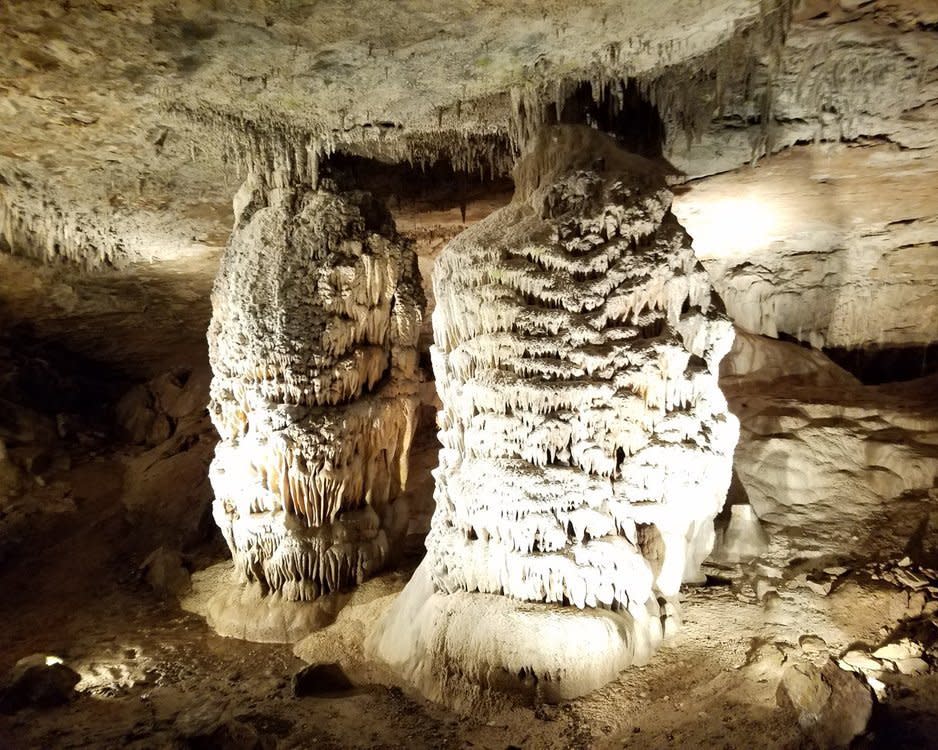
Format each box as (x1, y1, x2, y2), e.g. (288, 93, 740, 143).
(208, 177, 422, 601)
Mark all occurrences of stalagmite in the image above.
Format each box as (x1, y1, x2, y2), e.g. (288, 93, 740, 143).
(208, 175, 422, 601)
(371, 125, 739, 704)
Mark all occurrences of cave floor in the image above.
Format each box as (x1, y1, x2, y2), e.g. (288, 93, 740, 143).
(1, 446, 937, 749)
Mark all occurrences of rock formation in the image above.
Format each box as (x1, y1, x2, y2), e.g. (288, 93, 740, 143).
(721, 331, 938, 567)
(372, 126, 739, 702)
(207, 178, 422, 601)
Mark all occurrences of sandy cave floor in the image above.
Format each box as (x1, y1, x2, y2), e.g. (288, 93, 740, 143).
(1, 253, 938, 748)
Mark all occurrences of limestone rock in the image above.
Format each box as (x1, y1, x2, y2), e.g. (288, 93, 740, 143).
(674, 144, 938, 352)
(208, 179, 422, 601)
(894, 657, 929, 676)
(721, 333, 938, 565)
(777, 659, 873, 749)
(369, 561, 655, 709)
(119, 367, 217, 549)
(711, 503, 770, 564)
(115, 384, 170, 447)
(428, 125, 737, 613)
(293, 572, 405, 677)
(0, 0, 795, 276)
(0, 654, 81, 713)
(670, 6, 938, 178)
(840, 650, 882, 675)
(141, 547, 191, 596)
(872, 639, 923, 662)
(180, 562, 335, 644)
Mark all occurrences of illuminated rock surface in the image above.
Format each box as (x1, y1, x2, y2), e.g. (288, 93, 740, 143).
(722, 330, 938, 566)
(208, 179, 422, 601)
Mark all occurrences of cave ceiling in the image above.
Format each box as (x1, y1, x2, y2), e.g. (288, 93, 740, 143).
(1, 0, 792, 264)
(1, 0, 936, 351)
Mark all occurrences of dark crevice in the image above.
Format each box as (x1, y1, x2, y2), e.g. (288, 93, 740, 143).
(321, 152, 514, 218)
(548, 79, 666, 159)
(776, 331, 938, 384)
(824, 344, 938, 385)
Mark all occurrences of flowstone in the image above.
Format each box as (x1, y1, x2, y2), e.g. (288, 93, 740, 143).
(208, 178, 422, 602)
(372, 126, 738, 704)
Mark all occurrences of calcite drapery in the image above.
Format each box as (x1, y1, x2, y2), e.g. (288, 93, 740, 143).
(427, 125, 739, 620)
(208, 179, 422, 601)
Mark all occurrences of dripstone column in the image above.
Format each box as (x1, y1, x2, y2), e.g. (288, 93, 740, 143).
(208, 178, 422, 601)
(372, 126, 738, 704)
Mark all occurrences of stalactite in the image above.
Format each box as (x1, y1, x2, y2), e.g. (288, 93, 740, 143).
(0, 181, 126, 269)
(504, 0, 795, 156)
(208, 174, 422, 601)
(167, 0, 794, 189)
(167, 103, 516, 186)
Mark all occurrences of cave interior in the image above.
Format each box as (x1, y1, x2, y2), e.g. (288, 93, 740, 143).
(1, 1, 938, 748)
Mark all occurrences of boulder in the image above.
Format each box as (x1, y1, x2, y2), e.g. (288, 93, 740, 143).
(291, 663, 355, 697)
(0, 654, 81, 713)
(777, 658, 873, 749)
(141, 547, 191, 596)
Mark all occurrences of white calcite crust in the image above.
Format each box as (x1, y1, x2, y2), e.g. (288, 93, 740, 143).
(427, 125, 738, 635)
(208, 180, 422, 601)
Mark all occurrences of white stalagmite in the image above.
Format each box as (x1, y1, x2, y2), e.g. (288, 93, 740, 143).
(372, 126, 739, 704)
(208, 177, 422, 601)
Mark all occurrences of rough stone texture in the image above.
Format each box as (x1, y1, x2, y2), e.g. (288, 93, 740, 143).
(0, 655, 80, 714)
(372, 126, 738, 704)
(369, 561, 655, 708)
(1, 0, 937, 742)
(208, 180, 422, 601)
(777, 659, 873, 749)
(2, 1, 935, 372)
(722, 331, 938, 565)
(666, 1, 938, 353)
(0, 0, 789, 265)
(141, 547, 191, 597)
(669, 1, 938, 178)
(180, 562, 336, 644)
(710, 503, 770, 564)
(674, 143, 938, 350)
(291, 663, 354, 697)
(429, 126, 738, 612)
(118, 366, 217, 549)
